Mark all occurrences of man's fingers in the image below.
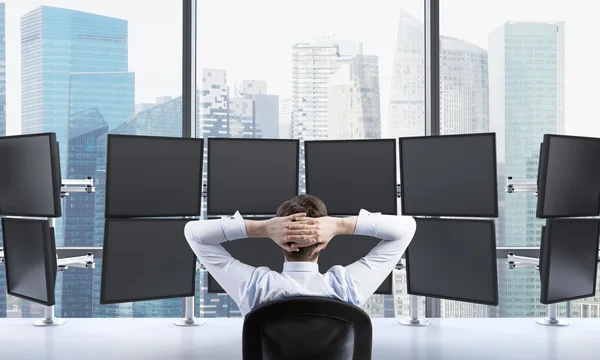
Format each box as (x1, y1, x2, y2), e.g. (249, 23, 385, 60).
(286, 234, 318, 242)
(310, 243, 327, 256)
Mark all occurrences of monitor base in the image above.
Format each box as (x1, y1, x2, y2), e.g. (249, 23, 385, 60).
(34, 318, 66, 327)
(174, 318, 205, 327)
(536, 317, 568, 327)
(399, 318, 430, 326)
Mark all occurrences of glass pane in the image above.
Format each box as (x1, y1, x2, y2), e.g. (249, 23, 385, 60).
(1, 0, 182, 317)
(440, 0, 594, 317)
(196, 1, 425, 317)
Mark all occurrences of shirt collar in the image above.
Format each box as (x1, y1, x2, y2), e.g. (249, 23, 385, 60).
(283, 261, 319, 272)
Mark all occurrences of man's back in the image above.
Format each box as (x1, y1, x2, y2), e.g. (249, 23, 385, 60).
(184, 208, 416, 316)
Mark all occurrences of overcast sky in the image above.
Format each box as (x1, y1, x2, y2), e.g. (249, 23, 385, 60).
(4, 0, 597, 137)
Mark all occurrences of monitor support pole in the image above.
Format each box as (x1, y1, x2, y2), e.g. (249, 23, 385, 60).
(506, 253, 569, 326)
(399, 295, 430, 326)
(505, 177, 537, 195)
(33, 181, 95, 327)
(174, 261, 205, 326)
(60, 178, 95, 197)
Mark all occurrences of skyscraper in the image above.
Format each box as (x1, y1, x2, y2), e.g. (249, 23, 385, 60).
(279, 98, 292, 139)
(388, 11, 489, 138)
(19, 6, 130, 318)
(291, 38, 363, 140)
(240, 80, 279, 139)
(328, 54, 381, 139)
(489, 21, 565, 316)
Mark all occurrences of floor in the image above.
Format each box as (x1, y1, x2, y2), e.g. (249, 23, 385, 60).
(0, 317, 598, 359)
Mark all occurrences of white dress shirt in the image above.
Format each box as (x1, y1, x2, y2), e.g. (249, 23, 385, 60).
(184, 210, 416, 316)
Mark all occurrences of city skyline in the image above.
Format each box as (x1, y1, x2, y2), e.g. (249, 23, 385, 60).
(2, 0, 597, 138)
(2, 1, 600, 320)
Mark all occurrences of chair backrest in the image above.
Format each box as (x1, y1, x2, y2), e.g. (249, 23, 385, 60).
(242, 297, 373, 360)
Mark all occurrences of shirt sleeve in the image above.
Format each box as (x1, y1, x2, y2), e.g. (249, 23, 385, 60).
(184, 211, 256, 307)
(344, 209, 417, 305)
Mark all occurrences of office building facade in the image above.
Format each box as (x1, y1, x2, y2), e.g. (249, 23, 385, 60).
(328, 54, 381, 139)
(388, 11, 489, 138)
(279, 98, 292, 139)
(489, 22, 565, 316)
(291, 38, 362, 141)
(19, 6, 129, 318)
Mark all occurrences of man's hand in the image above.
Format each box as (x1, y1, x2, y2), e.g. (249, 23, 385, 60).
(307, 216, 358, 255)
(245, 213, 319, 252)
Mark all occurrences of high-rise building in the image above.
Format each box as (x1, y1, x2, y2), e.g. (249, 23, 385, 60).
(62, 72, 134, 317)
(388, 11, 489, 138)
(279, 98, 292, 139)
(328, 54, 381, 139)
(198, 69, 228, 138)
(237, 80, 279, 139)
(19, 6, 129, 318)
(0, 2, 5, 318)
(489, 21, 565, 317)
(291, 38, 363, 141)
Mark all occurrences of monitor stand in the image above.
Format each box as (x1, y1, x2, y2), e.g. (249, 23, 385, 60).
(537, 304, 568, 327)
(174, 296, 205, 327)
(399, 295, 430, 326)
(34, 305, 66, 327)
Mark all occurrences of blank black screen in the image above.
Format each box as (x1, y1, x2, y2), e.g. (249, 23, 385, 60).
(400, 133, 498, 217)
(101, 219, 196, 304)
(305, 140, 397, 215)
(2, 218, 56, 305)
(406, 218, 498, 305)
(540, 219, 600, 304)
(537, 135, 600, 218)
(208, 233, 392, 295)
(105, 135, 204, 217)
(0, 133, 61, 217)
(207, 138, 299, 215)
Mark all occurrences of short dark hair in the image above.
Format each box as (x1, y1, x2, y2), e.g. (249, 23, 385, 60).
(276, 194, 327, 261)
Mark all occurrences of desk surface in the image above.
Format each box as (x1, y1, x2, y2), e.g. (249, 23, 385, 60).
(0, 318, 598, 359)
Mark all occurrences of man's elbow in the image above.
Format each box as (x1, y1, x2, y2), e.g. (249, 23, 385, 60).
(398, 216, 417, 241)
(184, 221, 198, 244)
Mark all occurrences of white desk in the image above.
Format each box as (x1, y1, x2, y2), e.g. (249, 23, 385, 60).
(0, 318, 598, 359)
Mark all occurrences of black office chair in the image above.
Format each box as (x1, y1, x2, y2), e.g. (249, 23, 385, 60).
(242, 297, 373, 360)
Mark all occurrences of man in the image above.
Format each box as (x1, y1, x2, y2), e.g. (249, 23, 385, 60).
(184, 194, 416, 315)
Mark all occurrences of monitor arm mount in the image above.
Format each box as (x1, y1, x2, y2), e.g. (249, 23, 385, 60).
(505, 177, 537, 195)
(61, 178, 95, 198)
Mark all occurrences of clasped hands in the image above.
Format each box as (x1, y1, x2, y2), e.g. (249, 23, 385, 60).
(246, 213, 341, 256)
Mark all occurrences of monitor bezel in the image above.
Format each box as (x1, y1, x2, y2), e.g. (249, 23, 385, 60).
(536, 134, 600, 218)
(104, 134, 204, 218)
(539, 219, 600, 305)
(0, 133, 62, 218)
(304, 138, 398, 216)
(1, 218, 57, 306)
(206, 137, 300, 216)
(406, 217, 499, 306)
(399, 132, 499, 218)
(100, 218, 197, 305)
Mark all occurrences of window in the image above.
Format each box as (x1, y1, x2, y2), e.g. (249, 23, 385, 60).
(1, 0, 182, 318)
(195, 0, 425, 318)
(439, 0, 599, 318)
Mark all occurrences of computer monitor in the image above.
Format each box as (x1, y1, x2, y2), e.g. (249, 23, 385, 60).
(539, 219, 600, 304)
(100, 218, 196, 304)
(105, 135, 204, 218)
(207, 138, 299, 216)
(0, 133, 62, 217)
(537, 134, 600, 218)
(304, 139, 397, 215)
(399, 133, 498, 217)
(207, 232, 392, 295)
(1, 218, 57, 306)
(406, 218, 498, 305)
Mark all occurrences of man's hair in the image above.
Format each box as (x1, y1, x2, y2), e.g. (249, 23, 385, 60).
(276, 194, 327, 262)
